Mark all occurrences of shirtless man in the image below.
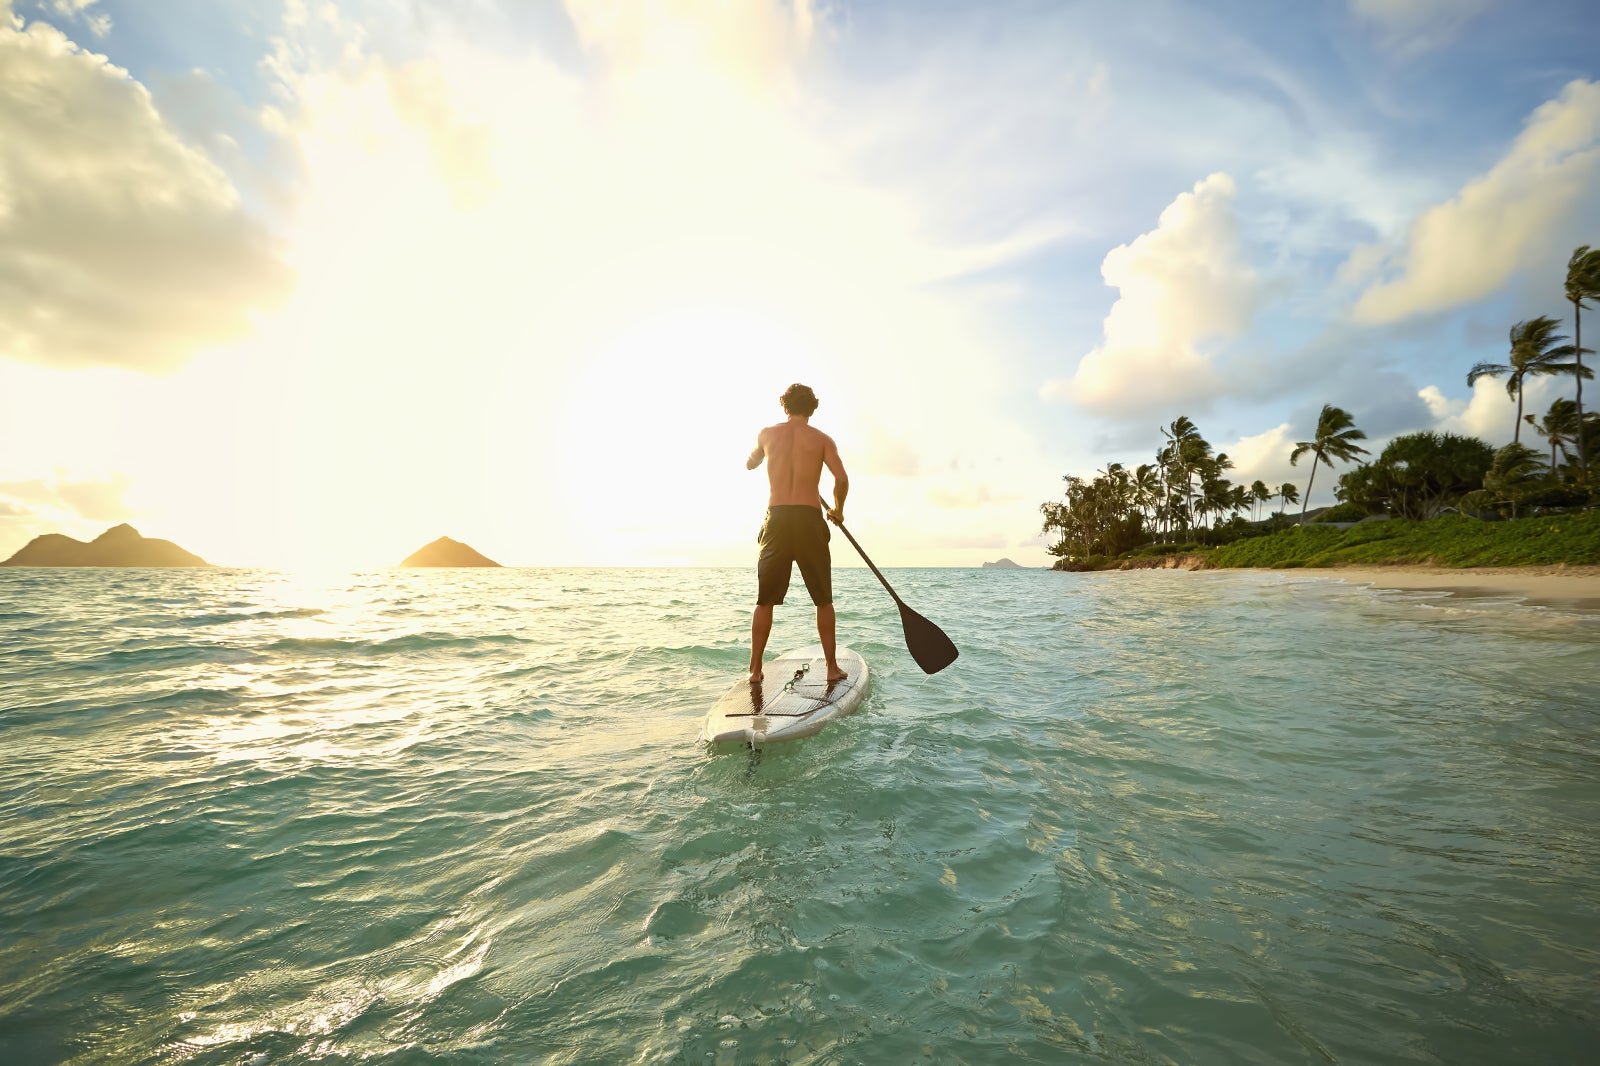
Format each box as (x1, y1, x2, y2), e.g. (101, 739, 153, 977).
(745, 383, 849, 684)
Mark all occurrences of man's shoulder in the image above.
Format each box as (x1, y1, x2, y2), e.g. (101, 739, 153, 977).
(759, 420, 834, 446)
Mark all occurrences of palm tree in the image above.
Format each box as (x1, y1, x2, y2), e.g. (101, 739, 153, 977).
(1524, 398, 1581, 470)
(1566, 246, 1600, 479)
(1278, 482, 1298, 515)
(1228, 483, 1252, 523)
(1132, 464, 1160, 537)
(1467, 316, 1589, 444)
(1250, 480, 1271, 523)
(1197, 469, 1229, 534)
(1290, 404, 1370, 518)
(1481, 443, 1549, 518)
(1159, 416, 1206, 539)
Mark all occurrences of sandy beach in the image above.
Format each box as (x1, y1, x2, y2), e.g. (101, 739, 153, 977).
(1299, 565, 1600, 612)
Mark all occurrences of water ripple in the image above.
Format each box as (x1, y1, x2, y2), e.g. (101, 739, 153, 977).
(1, 567, 1597, 1063)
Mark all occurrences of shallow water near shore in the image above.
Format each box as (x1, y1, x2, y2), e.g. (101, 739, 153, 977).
(2, 566, 1598, 1064)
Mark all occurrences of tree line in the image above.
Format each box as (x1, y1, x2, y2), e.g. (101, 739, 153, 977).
(1041, 245, 1600, 564)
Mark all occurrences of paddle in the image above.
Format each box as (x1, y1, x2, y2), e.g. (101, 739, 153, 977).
(822, 498, 958, 674)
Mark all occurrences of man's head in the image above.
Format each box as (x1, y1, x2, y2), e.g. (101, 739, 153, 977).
(780, 383, 818, 416)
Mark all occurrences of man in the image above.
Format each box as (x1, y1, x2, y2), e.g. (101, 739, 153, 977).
(745, 383, 849, 684)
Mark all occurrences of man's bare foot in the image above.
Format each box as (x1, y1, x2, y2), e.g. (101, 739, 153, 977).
(825, 664, 848, 683)
(748, 669, 763, 684)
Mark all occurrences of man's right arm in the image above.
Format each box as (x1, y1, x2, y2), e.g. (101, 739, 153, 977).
(823, 436, 848, 523)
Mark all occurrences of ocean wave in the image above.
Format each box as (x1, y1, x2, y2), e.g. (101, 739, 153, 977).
(4, 567, 1599, 1065)
(180, 607, 330, 627)
(264, 631, 527, 657)
(62, 643, 262, 674)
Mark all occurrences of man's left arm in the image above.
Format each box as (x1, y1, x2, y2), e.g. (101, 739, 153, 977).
(745, 431, 766, 470)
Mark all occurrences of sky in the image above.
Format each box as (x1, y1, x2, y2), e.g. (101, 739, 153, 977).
(1, 0, 1597, 568)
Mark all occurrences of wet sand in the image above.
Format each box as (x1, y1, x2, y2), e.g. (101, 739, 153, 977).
(1302, 565, 1600, 612)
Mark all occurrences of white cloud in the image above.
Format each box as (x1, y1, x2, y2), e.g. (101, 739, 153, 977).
(1219, 422, 1298, 490)
(1350, 79, 1600, 324)
(0, 471, 133, 522)
(1254, 135, 1437, 260)
(45, 0, 109, 36)
(858, 421, 921, 478)
(1349, 0, 1491, 54)
(0, 464, 140, 557)
(1419, 374, 1567, 446)
(927, 483, 996, 510)
(563, 0, 819, 85)
(1417, 383, 1456, 421)
(0, 13, 291, 370)
(1042, 172, 1261, 414)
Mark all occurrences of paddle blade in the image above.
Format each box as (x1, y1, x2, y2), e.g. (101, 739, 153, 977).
(898, 601, 959, 674)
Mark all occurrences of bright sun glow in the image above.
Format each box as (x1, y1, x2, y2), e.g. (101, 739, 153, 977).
(33, 7, 1028, 571)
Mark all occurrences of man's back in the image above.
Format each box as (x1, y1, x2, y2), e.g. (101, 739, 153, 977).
(756, 420, 839, 507)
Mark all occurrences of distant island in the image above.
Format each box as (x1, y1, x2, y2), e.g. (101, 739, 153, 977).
(400, 537, 500, 567)
(981, 557, 1025, 569)
(1, 523, 210, 567)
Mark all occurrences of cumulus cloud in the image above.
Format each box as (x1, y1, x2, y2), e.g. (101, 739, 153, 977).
(1219, 422, 1297, 489)
(1418, 374, 1568, 446)
(1348, 79, 1600, 323)
(1420, 381, 1513, 442)
(1042, 173, 1261, 414)
(0, 11, 291, 371)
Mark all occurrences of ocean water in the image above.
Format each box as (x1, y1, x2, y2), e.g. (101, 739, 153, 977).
(2, 566, 1598, 1065)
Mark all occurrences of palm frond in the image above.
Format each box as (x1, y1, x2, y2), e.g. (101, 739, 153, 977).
(1537, 360, 1596, 379)
(1466, 361, 1508, 386)
(1568, 245, 1600, 305)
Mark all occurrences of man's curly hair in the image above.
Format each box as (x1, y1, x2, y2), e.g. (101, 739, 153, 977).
(780, 383, 818, 416)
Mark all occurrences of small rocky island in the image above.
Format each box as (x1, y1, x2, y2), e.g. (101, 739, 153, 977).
(1, 523, 210, 567)
(981, 557, 1025, 569)
(399, 537, 501, 567)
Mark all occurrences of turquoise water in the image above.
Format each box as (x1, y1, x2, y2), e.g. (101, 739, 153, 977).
(2, 567, 1598, 1064)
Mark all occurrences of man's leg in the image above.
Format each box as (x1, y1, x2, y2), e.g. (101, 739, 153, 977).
(795, 512, 844, 682)
(749, 604, 773, 683)
(816, 603, 846, 682)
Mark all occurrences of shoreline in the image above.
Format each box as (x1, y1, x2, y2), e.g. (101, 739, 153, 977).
(1282, 564, 1600, 612)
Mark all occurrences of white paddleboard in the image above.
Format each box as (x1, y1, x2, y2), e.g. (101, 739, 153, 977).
(701, 645, 869, 746)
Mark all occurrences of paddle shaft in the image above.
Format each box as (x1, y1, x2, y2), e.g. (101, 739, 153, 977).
(821, 499, 903, 605)
(809, 497, 959, 674)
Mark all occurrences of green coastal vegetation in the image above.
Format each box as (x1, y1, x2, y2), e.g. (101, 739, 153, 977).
(1206, 511, 1600, 569)
(1042, 246, 1600, 571)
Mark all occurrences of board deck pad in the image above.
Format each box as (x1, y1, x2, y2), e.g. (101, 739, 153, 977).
(701, 646, 869, 746)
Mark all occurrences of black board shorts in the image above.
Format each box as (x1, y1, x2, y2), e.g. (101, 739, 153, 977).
(756, 505, 832, 606)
